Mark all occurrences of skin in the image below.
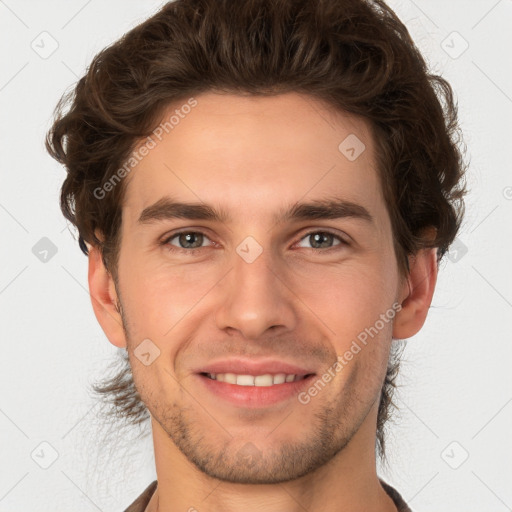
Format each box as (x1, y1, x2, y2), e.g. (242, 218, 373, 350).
(88, 91, 437, 512)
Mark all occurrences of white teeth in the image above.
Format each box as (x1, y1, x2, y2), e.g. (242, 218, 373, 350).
(254, 374, 273, 387)
(273, 373, 286, 384)
(237, 375, 256, 386)
(224, 373, 237, 384)
(207, 372, 302, 385)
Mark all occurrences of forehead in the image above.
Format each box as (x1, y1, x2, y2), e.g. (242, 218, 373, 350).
(121, 92, 384, 225)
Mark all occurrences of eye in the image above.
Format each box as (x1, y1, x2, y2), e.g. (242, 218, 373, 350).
(295, 230, 348, 250)
(161, 229, 349, 254)
(162, 231, 213, 252)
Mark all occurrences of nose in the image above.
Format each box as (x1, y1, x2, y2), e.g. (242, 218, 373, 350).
(214, 242, 298, 340)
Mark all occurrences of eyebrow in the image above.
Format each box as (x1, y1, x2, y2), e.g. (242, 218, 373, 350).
(137, 195, 373, 226)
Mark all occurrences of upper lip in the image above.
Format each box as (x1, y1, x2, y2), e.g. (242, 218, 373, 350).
(196, 358, 316, 376)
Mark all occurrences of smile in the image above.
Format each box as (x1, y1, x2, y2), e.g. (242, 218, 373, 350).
(203, 372, 311, 386)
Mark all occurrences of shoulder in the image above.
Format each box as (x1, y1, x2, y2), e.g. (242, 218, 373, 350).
(380, 479, 413, 512)
(123, 480, 158, 512)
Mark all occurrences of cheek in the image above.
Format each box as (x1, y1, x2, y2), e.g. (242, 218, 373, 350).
(293, 260, 398, 338)
(293, 261, 398, 395)
(118, 252, 224, 340)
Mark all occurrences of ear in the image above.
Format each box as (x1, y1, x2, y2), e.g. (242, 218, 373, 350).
(87, 242, 127, 348)
(392, 246, 438, 339)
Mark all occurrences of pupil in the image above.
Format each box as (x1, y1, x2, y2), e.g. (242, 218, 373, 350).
(181, 232, 202, 248)
(312, 233, 331, 248)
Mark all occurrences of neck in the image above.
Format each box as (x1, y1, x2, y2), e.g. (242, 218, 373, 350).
(147, 407, 397, 512)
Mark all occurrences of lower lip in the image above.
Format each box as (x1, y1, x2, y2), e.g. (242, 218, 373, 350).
(196, 374, 316, 408)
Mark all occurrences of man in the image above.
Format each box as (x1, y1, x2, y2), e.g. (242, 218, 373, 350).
(46, 0, 466, 510)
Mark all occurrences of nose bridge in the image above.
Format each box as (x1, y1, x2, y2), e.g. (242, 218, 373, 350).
(234, 237, 278, 294)
(214, 235, 297, 338)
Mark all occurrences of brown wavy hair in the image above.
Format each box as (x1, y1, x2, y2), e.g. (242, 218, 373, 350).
(45, 0, 467, 459)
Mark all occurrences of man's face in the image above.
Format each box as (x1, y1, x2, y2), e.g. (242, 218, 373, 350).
(112, 92, 405, 483)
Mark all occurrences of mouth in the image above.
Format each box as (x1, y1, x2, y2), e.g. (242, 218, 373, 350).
(200, 372, 314, 386)
(196, 371, 317, 408)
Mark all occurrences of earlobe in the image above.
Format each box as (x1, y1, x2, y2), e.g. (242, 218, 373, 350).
(87, 244, 127, 348)
(392, 248, 438, 340)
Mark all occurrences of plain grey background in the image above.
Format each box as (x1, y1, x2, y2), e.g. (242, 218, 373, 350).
(1, 1, 511, 510)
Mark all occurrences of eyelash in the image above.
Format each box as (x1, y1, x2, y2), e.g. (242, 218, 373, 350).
(160, 229, 350, 255)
